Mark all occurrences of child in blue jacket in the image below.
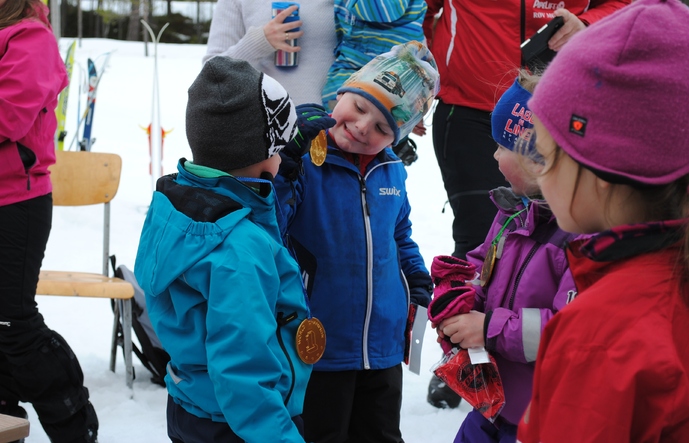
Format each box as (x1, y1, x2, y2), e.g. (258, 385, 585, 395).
(275, 41, 439, 443)
(323, 0, 429, 165)
(134, 57, 311, 443)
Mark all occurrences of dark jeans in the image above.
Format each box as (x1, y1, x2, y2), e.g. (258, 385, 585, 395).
(167, 395, 304, 443)
(431, 101, 507, 258)
(0, 194, 98, 443)
(303, 364, 404, 443)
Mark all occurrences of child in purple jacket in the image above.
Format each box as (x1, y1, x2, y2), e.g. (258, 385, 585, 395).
(433, 71, 577, 443)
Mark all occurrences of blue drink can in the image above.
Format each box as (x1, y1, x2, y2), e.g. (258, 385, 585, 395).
(272, 2, 300, 67)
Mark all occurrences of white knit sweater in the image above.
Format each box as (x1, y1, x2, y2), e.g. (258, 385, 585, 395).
(204, 0, 336, 106)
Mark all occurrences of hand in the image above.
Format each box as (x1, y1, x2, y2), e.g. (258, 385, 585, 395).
(436, 311, 486, 349)
(411, 121, 426, 137)
(283, 103, 336, 160)
(549, 9, 587, 52)
(263, 5, 304, 52)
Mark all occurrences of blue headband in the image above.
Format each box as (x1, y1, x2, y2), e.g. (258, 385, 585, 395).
(491, 79, 535, 153)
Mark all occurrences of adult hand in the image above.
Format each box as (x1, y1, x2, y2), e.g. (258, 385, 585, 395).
(263, 5, 304, 52)
(436, 311, 486, 349)
(549, 9, 587, 52)
(411, 121, 426, 137)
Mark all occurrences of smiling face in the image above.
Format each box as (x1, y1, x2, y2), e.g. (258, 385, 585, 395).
(329, 92, 396, 155)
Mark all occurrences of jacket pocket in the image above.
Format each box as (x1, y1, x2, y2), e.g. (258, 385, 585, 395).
(17, 143, 37, 170)
(17, 143, 37, 190)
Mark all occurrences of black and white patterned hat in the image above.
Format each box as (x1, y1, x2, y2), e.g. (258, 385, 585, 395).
(186, 56, 297, 172)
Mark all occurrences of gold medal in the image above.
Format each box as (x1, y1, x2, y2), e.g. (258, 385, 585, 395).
(310, 130, 327, 166)
(479, 243, 497, 287)
(296, 317, 326, 364)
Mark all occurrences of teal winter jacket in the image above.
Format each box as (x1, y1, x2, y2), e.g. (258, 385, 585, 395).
(134, 160, 311, 443)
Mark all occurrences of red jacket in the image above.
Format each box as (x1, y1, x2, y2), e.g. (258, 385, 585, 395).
(0, 18, 68, 207)
(423, 0, 630, 111)
(518, 225, 689, 443)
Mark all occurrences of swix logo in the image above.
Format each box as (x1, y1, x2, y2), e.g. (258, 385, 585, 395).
(379, 186, 401, 197)
(0, 321, 10, 327)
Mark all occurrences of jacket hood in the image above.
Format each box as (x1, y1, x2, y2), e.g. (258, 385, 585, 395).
(135, 161, 281, 297)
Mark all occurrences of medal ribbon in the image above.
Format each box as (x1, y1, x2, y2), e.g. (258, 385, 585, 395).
(491, 208, 527, 248)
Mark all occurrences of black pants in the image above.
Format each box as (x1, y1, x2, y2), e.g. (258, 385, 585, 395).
(303, 365, 404, 443)
(431, 101, 507, 258)
(167, 395, 304, 442)
(0, 194, 98, 443)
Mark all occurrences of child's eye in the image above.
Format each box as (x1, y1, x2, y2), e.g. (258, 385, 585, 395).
(376, 125, 389, 135)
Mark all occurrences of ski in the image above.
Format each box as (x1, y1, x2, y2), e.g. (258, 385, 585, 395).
(55, 40, 76, 151)
(80, 58, 97, 151)
(67, 51, 113, 151)
(141, 20, 170, 191)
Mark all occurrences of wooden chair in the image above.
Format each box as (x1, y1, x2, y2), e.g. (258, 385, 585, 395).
(0, 413, 29, 443)
(36, 150, 135, 390)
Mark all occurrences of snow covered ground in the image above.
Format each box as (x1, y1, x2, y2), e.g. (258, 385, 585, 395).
(27, 38, 471, 442)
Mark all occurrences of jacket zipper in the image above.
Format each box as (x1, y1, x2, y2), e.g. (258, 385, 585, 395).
(508, 243, 539, 310)
(357, 174, 373, 370)
(276, 311, 298, 405)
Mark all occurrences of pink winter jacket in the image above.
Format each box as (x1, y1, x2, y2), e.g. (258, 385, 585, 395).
(0, 18, 68, 207)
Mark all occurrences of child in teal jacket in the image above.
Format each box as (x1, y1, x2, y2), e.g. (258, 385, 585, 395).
(135, 57, 311, 443)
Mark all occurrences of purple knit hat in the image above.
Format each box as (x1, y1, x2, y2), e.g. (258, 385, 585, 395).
(528, 0, 689, 186)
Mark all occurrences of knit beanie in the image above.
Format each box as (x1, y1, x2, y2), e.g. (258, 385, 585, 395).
(491, 78, 535, 154)
(337, 41, 440, 145)
(186, 56, 297, 172)
(528, 0, 689, 186)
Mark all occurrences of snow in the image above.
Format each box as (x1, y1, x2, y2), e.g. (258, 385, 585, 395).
(27, 37, 470, 442)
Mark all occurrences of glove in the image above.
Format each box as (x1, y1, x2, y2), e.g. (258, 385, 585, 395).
(392, 137, 419, 166)
(406, 272, 433, 307)
(427, 286, 476, 324)
(427, 285, 477, 355)
(430, 255, 477, 298)
(283, 103, 336, 161)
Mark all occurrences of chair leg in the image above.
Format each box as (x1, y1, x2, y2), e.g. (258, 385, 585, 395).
(110, 300, 121, 373)
(122, 298, 134, 391)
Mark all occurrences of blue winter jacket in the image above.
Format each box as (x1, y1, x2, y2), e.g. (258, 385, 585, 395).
(134, 160, 311, 443)
(275, 144, 432, 371)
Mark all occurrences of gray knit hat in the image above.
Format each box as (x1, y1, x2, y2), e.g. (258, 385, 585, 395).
(186, 56, 297, 172)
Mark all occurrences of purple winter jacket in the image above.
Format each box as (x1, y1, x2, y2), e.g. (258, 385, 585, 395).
(467, 187, 577, 425)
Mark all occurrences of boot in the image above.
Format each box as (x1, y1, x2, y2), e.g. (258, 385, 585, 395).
(427, 374, 462, 409)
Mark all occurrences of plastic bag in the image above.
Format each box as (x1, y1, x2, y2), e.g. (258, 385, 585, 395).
(433, 349, 505, 421)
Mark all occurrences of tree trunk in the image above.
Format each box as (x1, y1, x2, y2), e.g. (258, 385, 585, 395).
(167, 0, 172, 16)
(127, 0, 141, 41)
(50, 0, 61, 39)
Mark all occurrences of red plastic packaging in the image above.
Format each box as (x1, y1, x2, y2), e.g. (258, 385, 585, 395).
(434, 349, 506, 421)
